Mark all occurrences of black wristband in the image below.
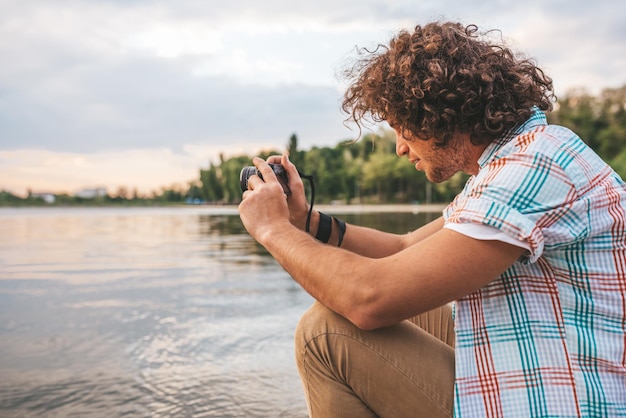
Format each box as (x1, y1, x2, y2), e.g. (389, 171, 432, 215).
(315, 211, 332, 243)
(333, 216, 346, 247)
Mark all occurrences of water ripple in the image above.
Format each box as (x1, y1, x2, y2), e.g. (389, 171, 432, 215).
(0, 207, 425, 416)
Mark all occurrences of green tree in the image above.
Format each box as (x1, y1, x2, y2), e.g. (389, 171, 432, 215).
(287, 133, 305, 168)
(549, 85, 626, 163)
(220, 155, 253, 203)
(596, 86, 626, 160)
(199, 163, 224, 202)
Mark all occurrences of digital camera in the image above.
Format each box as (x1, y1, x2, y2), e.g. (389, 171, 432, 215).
(239, 163, 291, 195)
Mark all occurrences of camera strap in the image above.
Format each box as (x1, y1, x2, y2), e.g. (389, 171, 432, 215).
(298, 171, 345, 247)
(297, 171, 316, 234)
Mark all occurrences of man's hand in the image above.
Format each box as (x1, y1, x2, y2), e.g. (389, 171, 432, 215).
(239, 157, 292, 244)
(265, 154, 311, 231)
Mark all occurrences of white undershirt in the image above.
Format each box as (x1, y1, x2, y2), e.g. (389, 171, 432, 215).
(444, 222, 532, 252)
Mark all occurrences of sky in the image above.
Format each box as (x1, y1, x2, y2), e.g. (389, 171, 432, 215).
(1, 0, 625, 197)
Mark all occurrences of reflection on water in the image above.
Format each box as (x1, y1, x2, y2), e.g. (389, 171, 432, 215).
(0, 206, 431, 417)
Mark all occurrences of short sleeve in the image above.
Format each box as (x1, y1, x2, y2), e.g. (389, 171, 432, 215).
(444, 145, 588, 264)
(445, 196, 544, 263)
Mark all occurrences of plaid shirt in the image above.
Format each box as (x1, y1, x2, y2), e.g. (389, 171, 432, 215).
(444, 109, 626, 417)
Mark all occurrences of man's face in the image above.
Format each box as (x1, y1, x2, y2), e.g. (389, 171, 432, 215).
(393, 128, 479, 183)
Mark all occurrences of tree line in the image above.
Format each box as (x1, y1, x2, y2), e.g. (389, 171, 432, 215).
(0, 185, 204, 207)
(2, 84, 625, 207)
(199, 130, 465, 206)
(200, 84, 626, 205)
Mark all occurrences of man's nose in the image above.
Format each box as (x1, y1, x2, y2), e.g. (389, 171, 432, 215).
(396, 135, 409, 157)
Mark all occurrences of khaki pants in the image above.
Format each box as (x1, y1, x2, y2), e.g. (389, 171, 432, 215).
(295, 302, 455, 417)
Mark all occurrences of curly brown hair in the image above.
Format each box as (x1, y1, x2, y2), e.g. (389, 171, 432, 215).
(342, 22, 555, 147)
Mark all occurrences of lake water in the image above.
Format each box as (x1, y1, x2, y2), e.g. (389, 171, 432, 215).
(0, 206, 436, 417)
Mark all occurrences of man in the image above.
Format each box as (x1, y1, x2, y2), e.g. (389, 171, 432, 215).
(238, 22, 626, 417)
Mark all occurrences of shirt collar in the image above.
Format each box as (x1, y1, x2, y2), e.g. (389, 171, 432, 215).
(477, 107, 547, 168)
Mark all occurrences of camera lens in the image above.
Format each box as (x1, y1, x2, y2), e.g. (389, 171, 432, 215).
(239, 166, 258, 192)
(239, 163, 291, 195)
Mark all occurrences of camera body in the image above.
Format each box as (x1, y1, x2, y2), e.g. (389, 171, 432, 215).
(240, 163, 291, 195)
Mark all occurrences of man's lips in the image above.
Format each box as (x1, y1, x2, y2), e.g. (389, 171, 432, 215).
(410, 158, 422, 170)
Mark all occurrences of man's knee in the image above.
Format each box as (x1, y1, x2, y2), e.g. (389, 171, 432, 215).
(294, 302, 350, 363)
(295, 302, 330, 351)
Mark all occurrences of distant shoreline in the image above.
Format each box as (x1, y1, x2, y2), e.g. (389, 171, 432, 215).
(312, 203, 447, 214)
(204, 203, 448, 215)
(0, 203, 448, 215)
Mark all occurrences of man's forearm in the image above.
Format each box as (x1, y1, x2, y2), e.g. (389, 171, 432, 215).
(259, 222, 377, 326)
(307, 211, 444, 258)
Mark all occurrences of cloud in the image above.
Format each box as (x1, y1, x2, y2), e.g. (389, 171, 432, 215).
(0, 1, 365, 155)
(0, 50, 350, 153)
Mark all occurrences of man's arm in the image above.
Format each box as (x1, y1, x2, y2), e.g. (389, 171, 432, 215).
(332, 215, 444, 258)
(239, 159, 525, 330)
(256, 222, 523, 330)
